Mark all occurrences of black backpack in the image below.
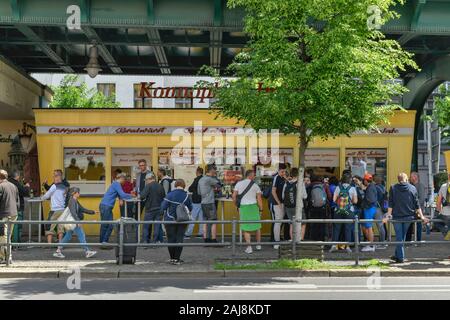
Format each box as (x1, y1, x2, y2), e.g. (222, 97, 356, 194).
(160, 177, 174, 194)
(283, 182, 297, 208)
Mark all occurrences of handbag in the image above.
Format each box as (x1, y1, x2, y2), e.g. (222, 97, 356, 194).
(58, 207, 77, 231)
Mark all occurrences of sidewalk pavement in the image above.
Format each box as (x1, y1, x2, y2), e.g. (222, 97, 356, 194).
(1, 233, 449, 278)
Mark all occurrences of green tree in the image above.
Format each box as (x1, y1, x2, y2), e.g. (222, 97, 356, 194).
(202, 0, 417, 241)
(434, 86, 450, 145)
(50, 75, 120, 108)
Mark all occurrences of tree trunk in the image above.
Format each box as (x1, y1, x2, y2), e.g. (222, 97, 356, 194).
(294, 128, 308, 243)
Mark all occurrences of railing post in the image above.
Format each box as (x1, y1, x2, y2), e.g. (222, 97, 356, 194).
(119, 219, 124, 265)
(231, 220, 236, 266)
(6, 219, 11, 267)
(354, 216, 359, 267)
(137, 200, 141, 244)
(28, 201, 32, 243)
(388, 220, 392, 242)
(292, 217, 297, 260)
(38, 201, 42, 243)
(414, 220, 418, 243)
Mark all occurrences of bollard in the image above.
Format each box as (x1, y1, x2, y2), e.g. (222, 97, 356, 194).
(6, 220, 11, 267)
(354, 217, 359, 267)
(231, 220, 236, 265)
(118, 219, 124, 265)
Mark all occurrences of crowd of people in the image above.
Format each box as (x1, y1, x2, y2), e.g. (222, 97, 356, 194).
(0, 160, 450, 265)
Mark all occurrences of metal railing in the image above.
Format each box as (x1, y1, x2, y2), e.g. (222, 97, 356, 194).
(1, 216, 448, 267)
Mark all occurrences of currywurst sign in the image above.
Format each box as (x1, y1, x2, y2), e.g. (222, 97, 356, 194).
(37, 126, 413, 136)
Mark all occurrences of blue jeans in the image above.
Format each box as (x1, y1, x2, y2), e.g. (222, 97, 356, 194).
(142, 209, 163, 243)
(333, 211, 354, 243)
(393, 216, 414, 261)
(185, 203, 204, 237)
(99, 204, 114, 243)
(59, 226, 89, 252)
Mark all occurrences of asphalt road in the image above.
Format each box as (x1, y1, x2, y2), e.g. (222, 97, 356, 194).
(1, 276, 450, 300)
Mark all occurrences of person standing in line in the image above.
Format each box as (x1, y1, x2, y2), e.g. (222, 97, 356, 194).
(198, 164, 222, 244)
(329, 173, 358, 253)
(271, 164, 287, 249)
(140, 173, 165, 245)
(53, 187, 97, 259)
(373, 175, 388, 249)
(119, 173, 134, 218)
(360, 173, 378, 252)
(7, 170, 30, 245)
(161, 179, 193, 265)
(134, 159, 153, 219)
(41, 171, 68, 245)
(306, 175, 328, 241)
(99, 173, 134, 246)
(186, 167, 205, 239)
(233, 170, 263, 254)
(158, 168, 174, 195)
(407, 172, 426, 242)
(436, 173, 450, 241)
(281, 168, 307, 241)
(383, 173, 428, 263)
(0, 170, 18, 264)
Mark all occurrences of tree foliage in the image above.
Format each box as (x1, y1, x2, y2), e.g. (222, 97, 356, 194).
(202, 0, 417, 164)
(50, 75, 120, 108)
(434, 85, 450, 145)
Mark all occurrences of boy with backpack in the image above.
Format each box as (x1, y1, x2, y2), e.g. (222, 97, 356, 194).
(307, 175, 329, 241)
(329, 173, 358, 253)
(282, 168, 307, 241)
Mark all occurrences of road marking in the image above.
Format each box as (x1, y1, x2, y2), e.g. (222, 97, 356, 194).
(194, 289, 450, 293)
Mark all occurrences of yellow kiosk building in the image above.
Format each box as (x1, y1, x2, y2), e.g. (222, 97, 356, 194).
(34, 108, 416, 236)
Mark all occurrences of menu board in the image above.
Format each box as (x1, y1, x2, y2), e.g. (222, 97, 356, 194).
(251, 148, 293, 166)
(305, 149, 339, 167)
(111, 148, 152, 167)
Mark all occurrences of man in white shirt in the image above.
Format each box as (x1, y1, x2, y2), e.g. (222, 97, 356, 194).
(233, 170, 263, 254)
(41, 171, 68, 244)
(436, 173, 450, 240)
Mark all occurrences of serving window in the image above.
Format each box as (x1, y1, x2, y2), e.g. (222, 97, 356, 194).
(251, 148, 293, 189)
(345, 148, 387, 182)
(158, 148, 199, 188)
(111, 148, 152, 182)
(63, 148, 106, 195)
(204, 148, 246, 187)
(305, 148, 340, 178)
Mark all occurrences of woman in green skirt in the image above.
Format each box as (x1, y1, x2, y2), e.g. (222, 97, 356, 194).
(232, 170, 263, 254)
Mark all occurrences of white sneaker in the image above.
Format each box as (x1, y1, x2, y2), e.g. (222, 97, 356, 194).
(53, 251, 65, 259)
(245, 246, 253, 254)
(329, 245, 338, 253)
(255, 245, 262, 251)
(361, 245, 375, 252)
(346, 247, 353, 254)
(85, 250, 97, 258)
(376, 245, 387, 250)
(273, 245, 280, 250)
